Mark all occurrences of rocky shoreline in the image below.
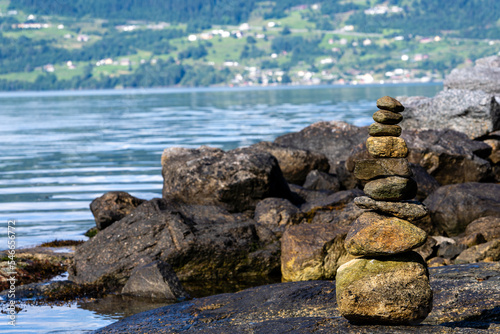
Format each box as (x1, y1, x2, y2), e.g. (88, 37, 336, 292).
(2, 55, 500, 332)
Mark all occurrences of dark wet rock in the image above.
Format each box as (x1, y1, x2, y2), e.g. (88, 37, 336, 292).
(399, 89, 500, 140)
(373, 110, 403, 124)
(354, 196, 428, 221)
(402, 129, 492, 185)
(354, 158, 412, 181)
(335, 160, 362, 190)
(161, 146, 291, 213)
(465, 216, 500, 242)
(300, 189, 364, 225)
(444, 55, 500, 95)
(274, 121, 368, 172)
(70, 198, 280, 286)
(336, 252, 432, 325)
(94, 262, 500, 333)
(250, 141, 330, 185)
(345, 212, 427, 256)
(121, 261, 189, 300)
(253, 198, 303, 238)
(454, 239, 500, 264)
(424, 183, 500, 236)
(302, 170, 341, 192)
(90, 191, 145, 230)
(410, 163, 441, 201)
(281, 223, 352, 282)
(377, 95, 405, 112)
(301, 189, 363, 213)
(369, 123, 402, 137)
(0, 280, 77, 300)
(288, 184, 335, 203)
(364, 176, 417, 201)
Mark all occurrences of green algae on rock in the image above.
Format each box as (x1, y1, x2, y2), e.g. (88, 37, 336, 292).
(336, 252, 432, 325)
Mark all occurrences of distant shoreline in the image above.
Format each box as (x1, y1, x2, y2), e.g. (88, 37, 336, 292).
(0, 81, 443, 98)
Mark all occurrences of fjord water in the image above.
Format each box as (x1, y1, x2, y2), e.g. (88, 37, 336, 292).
(0, 84, 441, 332)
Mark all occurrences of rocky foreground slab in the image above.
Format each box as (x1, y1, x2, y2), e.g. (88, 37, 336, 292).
(94, 262, 500, 333)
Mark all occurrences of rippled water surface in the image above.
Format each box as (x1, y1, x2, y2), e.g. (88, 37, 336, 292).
(0, 84, 442, 332)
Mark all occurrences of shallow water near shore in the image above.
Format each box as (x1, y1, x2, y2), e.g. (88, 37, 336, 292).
(0, 83, 442, 332)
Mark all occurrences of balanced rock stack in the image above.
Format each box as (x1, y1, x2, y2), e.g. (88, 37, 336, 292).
(336, 96, 433, 325)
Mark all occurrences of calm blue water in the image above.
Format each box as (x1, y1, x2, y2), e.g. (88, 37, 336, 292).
(0, 83, 442, 333)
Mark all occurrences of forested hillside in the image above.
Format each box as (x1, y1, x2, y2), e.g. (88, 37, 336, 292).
(13, 0, 500, 37)
(1, 0, 499, 90)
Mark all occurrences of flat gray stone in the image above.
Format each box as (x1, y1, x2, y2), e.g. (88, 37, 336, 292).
(354, 196, 428, 221)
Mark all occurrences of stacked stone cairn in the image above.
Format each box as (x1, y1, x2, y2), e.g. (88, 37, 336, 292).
(336, 96, 433, 325)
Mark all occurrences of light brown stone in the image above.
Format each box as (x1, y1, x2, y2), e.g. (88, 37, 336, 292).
(345, 211, 427, 256)
(281, 224, 352, 282)
(366, 136, 408, 158)
(354, 158, 412, 180)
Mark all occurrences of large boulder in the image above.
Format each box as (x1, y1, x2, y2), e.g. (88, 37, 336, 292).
(444, 55, 500, 95)
(90, 191, 145, 230)
(336, 252, 432, 325)
(274, 121, 368, 172)
(249, 141, 330, 185)
(464, 216, 500, 242)
(424, 183, 500, 236)
(402, 129, 492, 184)
(399, 89, 500, 139)
(161, 146, 291, 212)
(70, 198, 280, 286)
(95, 262, 500, 333)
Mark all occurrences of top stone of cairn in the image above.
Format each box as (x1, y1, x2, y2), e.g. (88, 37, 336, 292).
(376, 96, 405, 113)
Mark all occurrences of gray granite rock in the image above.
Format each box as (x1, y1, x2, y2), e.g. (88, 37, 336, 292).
(161, 146, 291, 212)
(399, 89, 500, 139)
(444, 55, 500, 95)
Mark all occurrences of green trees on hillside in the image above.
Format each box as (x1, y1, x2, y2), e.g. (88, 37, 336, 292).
(348, 0, 500, 37)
